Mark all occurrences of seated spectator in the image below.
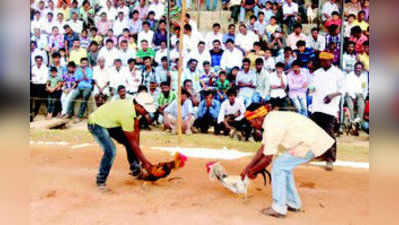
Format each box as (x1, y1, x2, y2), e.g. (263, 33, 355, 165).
(148, 0, 164, 20)
(149, 81, 161, 106)
(246, 42, 265, 69)
(236, 58, 257, 107)
(49, 26, 65, 54)
(222, 24, 236, 45)
(199, 61, 217, 92)
(209, 40, 224, 69)
(343, 62, 368, 123)
(349, 25, 368, 54)
(268, 30, 284, 57)
(263, 48, 275, 72)
(227, 66, 240, 87)
(182, 24, 201, 54)
(282, 0, 299, 33)
(352, 10, 369, 32)
(155, 56, 171, 84)
(156, 81, 177, 124)
(324, 11, 341, 29)
(265, 16, 280, 40)
(235, 24, 259, 54)
(87, 41, 99, 67)
(342, 41, 357, 73)
(153, 20, 168, 49)
(134, 0, 149, 20)
(63, 25, 79, 53)
(327, 41, 340, 66)
(287, 60, 309, 116)
(46, 69, 63, 118)
(59, 48, 68, 67)
(140, 56, 157, 88)
(306, 27, 326, 53)
(276, 47, 295, 71)
(138, 21, 154, 46)
(65, 57, 93, 121)
(136, 40, 155, 64)
(60, 62, 76, 117)
(92, 57, 111, 99)
(186, 41, 211, 71)
(220, 39, 243, 73)
(163, 88, 194, 134)
(240, 0, 259, 23)
(321, 0, 339, 22)
(344, 14, 357, 38)
(96, 12, 113, 36)
(253, 58, 270, 105)
(68, 11, 83, 33)
(128, 10, 143, 37)
(79, 29, 90, 49)
(112, 85, 134, 101)
(325, 24, 341, 54)
(89, 27, 103, 45)
(118, 28, 131, 46)
(50, 52, 66, 77)
(215, 88, 246, 136)
(246, 15, 257, 33)
(216, 71, 230, 102)
(145, 11, 158, 31)
(118, 40, 136, 66)
(183, 79, 201, 107)
(154, 40, 168, 64)
(357, 41, 369, 71)
(344, 0, 361, 18)
(269, 62, 289, 107)
(113, 11, 129, 37)
(286, 23, 307, 50)
(69, 39, 88, 66)
(102, 29, 118, 47)
(126, 58, 142, 95)
(294, 40, 316, 67)
(205, 23, 223, 50)
(183, 59, 201, 93)
(98, 39, 119, 68)
(194, 90, 221, 133)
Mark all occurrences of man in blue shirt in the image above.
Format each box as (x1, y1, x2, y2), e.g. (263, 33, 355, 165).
(209, 40, 224, 70)
(66, 57, 93, 121)
(294, 40, 316, 67)
(222, 24, 236, 45)
(193, 90, 221, 134)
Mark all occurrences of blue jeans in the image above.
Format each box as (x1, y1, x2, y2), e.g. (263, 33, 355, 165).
(206, 0, 217, 10)
(290, 95, 308, 117)
(271, 151, 314, 215)
(67, 88, 92, 118)
(239, 6, 259, 22)
(88, 124, 117, 185)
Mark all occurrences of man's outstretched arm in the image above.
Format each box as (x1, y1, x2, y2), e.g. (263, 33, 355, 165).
(124, 131, 153, 171)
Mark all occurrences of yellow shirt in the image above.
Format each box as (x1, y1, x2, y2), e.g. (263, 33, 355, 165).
(69, 48, 88, 65)
(88, 100, 137, 132)
(262, 111, 334, 158)
(247, 51, 265, 69)
(90, 35, 103, 45)
(352, 20, 369, 32)
(358, 53, 369, 71)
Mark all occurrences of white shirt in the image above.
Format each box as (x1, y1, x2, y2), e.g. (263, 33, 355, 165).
(137, 30, 155, 47)
(217, 98, 246, 123)
(148, 2, 165, 20)
(185, 49, 211, 71)
(98, 47, 120, 68)
(108, 66, 130, 89)
(182, 33, 201, 54)
(92, 65, 110, 88)
(31, 64, 49, 84)
(306, 34, 326, 51)
(31, 18, 45, 33)
(118, 48, 137, 66)
(53, 20, 66, 34)
(220, 48, 243, 70)
(41, 19, 55, 35)
(286, 32, 307, 50)
(116, 6, 129, 18)
(113, 18, 129, 36)
(322, 1, 339, 20)
(31, 48, 48, 67)
(344, 71, 368, 99)
(154, 48, 167, 64)
(98, 7, 117, 21)
(126, 67, 142, 93)
(68, 19, 83, 33)
(235, 31, 259, 52)
(31, 35, 49, 50)
(269, 71, 287, 98)
(282, 2, 299, 16)
(263, 56, 276, 72)
(205, 31, 223, 49)
(311, 66, 345, 117)
(236, 70, 257, 98)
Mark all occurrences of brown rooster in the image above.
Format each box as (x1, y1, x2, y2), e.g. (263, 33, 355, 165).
(137, 153, 187, 182)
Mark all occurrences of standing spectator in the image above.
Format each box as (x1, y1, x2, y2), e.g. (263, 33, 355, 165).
(183, 59, 201, 93)
(136, 40, 155, 64)
(287, 60, 309, 116)
(209, 40, 224, 69)
(236, 58, 257, 106)
(46, 67, 63, 119)
(306, 27, 326, 53)
(253, 58, 270, 104)
(98, 39, 119, 67)
(342, 41, 357, 73)
(235, 24, 259, 54)
(268, 62, 288, 105)
(206, 0, 218, 11)
(216, 88, 246, 135)
(321, 0, 339, 22)
(205, 23, 223, 50)
(164, 88, 194, 134)
(61, 62, 77, 117)
(220, 39, 244, 73)
(69, 39, 88, 65)
(194, 91, 221, 133)
(294, 40, 316, 67)
(92, 57, 111, 99)
(343, 61, 368, 124)
(240, 0, 259, 23)
(156, 81, 177, 124)
(31, 55, 49, 121)
(282, 0, 299, 33)
(286, 23, 307, 50)
(310, 52, 345, 171)
(126, 58, 142, 95)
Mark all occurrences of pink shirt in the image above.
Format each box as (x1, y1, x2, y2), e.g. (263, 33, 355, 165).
(97, 20, 113, 36)
(287, 69, 309, 98)
(49, 34, 64, 49)
(349, 34, 368, 54)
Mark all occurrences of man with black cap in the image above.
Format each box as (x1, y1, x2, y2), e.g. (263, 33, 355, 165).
(310, 51, 345, 171)
(87, 92, 156, 190)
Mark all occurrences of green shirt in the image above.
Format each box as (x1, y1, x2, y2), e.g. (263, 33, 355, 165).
(136, 48, 155, 59)
(216, 79, 230, 92)
(158, 92, 177, 106)
(48, 75, 63, 88)
(88, 100, 136, 132)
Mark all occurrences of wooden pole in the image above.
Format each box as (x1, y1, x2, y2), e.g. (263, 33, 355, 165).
(177, 0, 186, 144)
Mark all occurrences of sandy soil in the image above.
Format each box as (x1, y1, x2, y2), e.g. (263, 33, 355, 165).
(31, 144, 369, 225)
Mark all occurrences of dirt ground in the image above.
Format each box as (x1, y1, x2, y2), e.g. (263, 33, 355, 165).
(31, 143, 369, 225)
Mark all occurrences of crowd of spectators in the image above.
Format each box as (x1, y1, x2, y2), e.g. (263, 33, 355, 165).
(30, 0, 370, 138)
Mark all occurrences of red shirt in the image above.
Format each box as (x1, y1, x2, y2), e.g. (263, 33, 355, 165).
(349, 34, 368, 54)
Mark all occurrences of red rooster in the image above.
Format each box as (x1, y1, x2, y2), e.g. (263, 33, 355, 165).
(137, 153, 187, 182)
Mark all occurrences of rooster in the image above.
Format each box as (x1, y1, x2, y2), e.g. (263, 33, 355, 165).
(137, 153, 187, 182)
(206, 161, 271, 196)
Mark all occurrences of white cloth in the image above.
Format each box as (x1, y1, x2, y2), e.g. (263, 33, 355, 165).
(154, 48, 167, 64)
(31, 48, 48, 67)
(217, 98, 246, 124)
(68, 19, 83, 33)
(344, 71, 368, 99)
(126, 67, 142, 93)
(286, 32, 307, 50)
(236, 70, 257, 98)
(306, 34, 326, 51)
(113, 18, 129, 36)
(98, 47, 120, 68)
(31, 35, 49, 50)
(263, 56, 276, 73)
(185, 50, 211, 71)
(220, 48, 243, 70)
(235, 31, 259, 52)
(41, 19, 55, 35)
(182, 34, 201, 54)
(92, 66, 110, 89)
(108, 66, 130, 89)
(269, 71, 287, 98)
(282, 2, 299, 16)
(322, 1, 339, 20)
(205, 32, 223, 49)
(137, 30, 155, 46)
(311, 66, 345, 117)
(148, 2, 165, 20)
(31, 64, 49, 84)
(118, 48, 137, 66)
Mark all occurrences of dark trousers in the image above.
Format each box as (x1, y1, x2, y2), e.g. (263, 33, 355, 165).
(194, 113, 217, 133)
(47, 90, 62, 115)
(230, 6, 240, 23)
(215, 117, 246, 136)
(30, 83, 47, 120)
(310, 112, 338, 162)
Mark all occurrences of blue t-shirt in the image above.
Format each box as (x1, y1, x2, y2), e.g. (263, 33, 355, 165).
(74, 66, 93, 89)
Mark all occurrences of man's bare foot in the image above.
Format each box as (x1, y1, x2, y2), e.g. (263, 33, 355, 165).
(46, 113, 52, 120)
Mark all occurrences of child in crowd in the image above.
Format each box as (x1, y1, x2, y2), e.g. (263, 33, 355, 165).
(46, 67, 63, 119)
(216, 71, 230, 102)
(61, 62, 76, 117)
(146, 11, 158, 31)
(200, 61, 217, 92)
(80, 29, 90, 49)
(227, 66, 239, 88)
(59, 48, 68, 67)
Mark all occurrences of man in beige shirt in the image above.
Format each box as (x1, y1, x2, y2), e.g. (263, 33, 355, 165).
(241, 105, 334, 218)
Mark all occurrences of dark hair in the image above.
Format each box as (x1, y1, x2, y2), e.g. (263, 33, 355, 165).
(114, 58, 122, 63)
(355, 61, 364, 68)
(275, 62, 285, 68)
(351, 26, 362, 35)
(331, 11, 339, 16)
(219, 70, 226, 76)
(226, 88, 237, 97)
(120, 40, 128, 44)
(284, 47, 292, 53)
(128, 58, 136, 64)
(242, 58, 251, 64)
(198, 41, 205, 46)
(67, 61, 76, 68)
(181, 88, 191, 97)
(225, 38, 234, 44)
(34, 55, 43, 61)
(203, 60, 210, 66)
(363, 41, 369, 46)
(183, 24, 192, 31)
(253, 41, 261, 47)
(212, 23, 221, 28)
(161, 56, 168, 62)
(123, 28, 130, 33)
(292, 60, 301, 67)
(246, 103, 262, 112)
(80, 57, 88, 63)
(90, 27, 98, 32)
(311, 27, 319, 33)
(143, 56, 151, 62)
(148, 11, 155, 15)
(255, 58, 264, 65)
(203, 90, 213, 97)
(213, 39, 221, 44)
(137, 85, 148, 92)
(258, 11, 264, 16)
(296, 40, 306, 47)
(105, 39, 114, 44)
(293, 23, 302, 30)
(49, 66, 58, 72)
(183, 79, 192, 86)
(160, 81, 169, 87)
(51, 52, 61, 58)
(250, 15, 257, 20)
(117, 85, 126, 92)
(142, 21, 150, 26)
(185, 13, 191, 18)
(228, 24, 235, 29)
